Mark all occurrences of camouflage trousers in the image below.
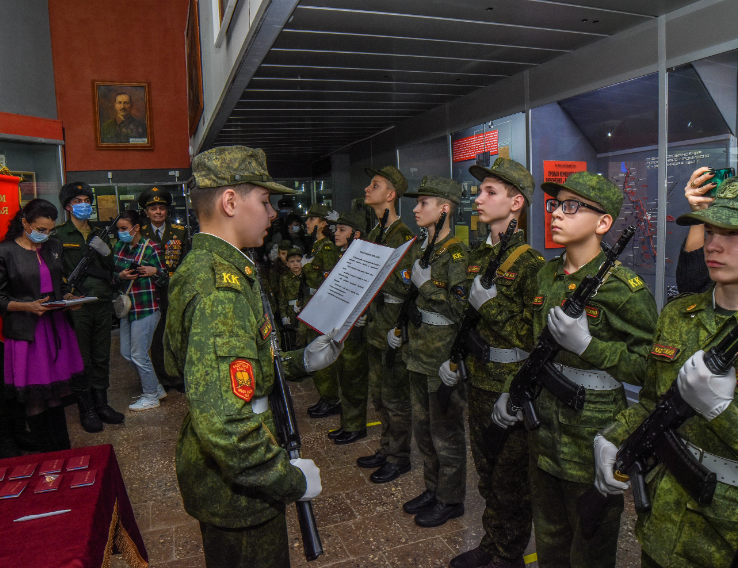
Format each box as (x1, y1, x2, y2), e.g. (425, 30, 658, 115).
(408, 371, 466, 504)
(468, 385, 532, 560)
(367, 344, 412, 465)
(335, 333, 369, 431)
(529, 458, 623, 568)
(306, 329, 340, 404)
(199, 512, 290, 568)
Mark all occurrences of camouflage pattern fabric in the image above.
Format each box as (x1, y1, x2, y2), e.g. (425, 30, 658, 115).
(466, 231, 545, 392)
(409, 370, 466, 504)
(541, 171, 624, 220)
(191, 146, 295, 193)
(602, 288, 738, 568)
(404, 175, 462, 204)
(365, 165, 408, 196)
(677, 175, 738, 229)
(469, 157, 537, 204)
(267, 260, 290, 316)
(303, 237, 340, 291)
(304, 327, 340, 404)
(164, 233, 309, 529)
(278, 271, 303, 329)
(305, 203, 333, 220)
(333, 331, 369, 431)
(199, 513, 289, 568)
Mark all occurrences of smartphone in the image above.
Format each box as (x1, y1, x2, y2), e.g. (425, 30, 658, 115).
(128, 262, 140, 272)
(701, 167, 735, 197)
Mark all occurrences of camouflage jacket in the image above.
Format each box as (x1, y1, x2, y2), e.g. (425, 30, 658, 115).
(278, 270, 306, 327)
(303, 237, 339, 292)
(603, 288, 738, 567)
(164, 233, 308, 528)
(365, 218, 415, 349)
(465, 231, 545, 392)
(266, 260, 290, 315)
(403, 233, 469, 381)
(529, 250, 658, 483)
(140, 219, 190, 277)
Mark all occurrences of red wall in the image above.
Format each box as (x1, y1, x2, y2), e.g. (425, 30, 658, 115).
(47, 0, 191, 172)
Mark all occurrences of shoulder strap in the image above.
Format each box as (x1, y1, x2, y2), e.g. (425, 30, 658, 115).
(498, 244, 531, 274)
(433, 237, 461, 261)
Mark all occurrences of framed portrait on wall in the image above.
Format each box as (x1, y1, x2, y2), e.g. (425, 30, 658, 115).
(93, 82, 153, 149)
(186, 0, 204, 136)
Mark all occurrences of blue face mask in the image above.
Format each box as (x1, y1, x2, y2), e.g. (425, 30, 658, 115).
(117, 230, 134, 243)
(27, 229, 50, 244)
(71, 203, 93, 220)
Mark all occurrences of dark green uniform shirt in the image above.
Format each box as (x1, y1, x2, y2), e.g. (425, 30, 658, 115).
(466, 231, 545, 392)
(529, 250, 658, 483)
(164, 233, 309, 529)
(603, 288, 738, 568)
(52, 218, 115, 301)
(140, 219, 190, 277)
(365, 219, 415, 350)
(278, 271, 305, 328)
(303, 237, 340, 292)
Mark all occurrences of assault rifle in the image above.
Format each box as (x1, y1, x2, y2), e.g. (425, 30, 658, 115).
(66, 213, 121, 294)
(577, 322, 738, 540)
(484, 225, 636, 457)
(372, 208, 390, 310)
(255, 260, 323, 561)
(436, 219, 518, 414)
(385, 212, 447, 368)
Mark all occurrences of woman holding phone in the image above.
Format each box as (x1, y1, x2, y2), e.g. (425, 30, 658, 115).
(113, 209, 168, 411)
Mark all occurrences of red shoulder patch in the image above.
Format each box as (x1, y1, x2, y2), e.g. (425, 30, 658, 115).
(651, 343, 680, 360)
(259, 317, 272, 340)
(532, 296, 544, 306)
(467, 265, 481, 274)
(584, 306, 600, 318)
(230, 360, 255, 402)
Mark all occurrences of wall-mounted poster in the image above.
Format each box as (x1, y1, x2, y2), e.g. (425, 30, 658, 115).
(543, 160, 587, 249)
(186, 0, 204, 136)
(94, 82, 153, 149)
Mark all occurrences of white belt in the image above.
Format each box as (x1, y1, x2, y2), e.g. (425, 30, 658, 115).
(683, 438, 738, 487)
(557, 364, 621, 391)
(418, 308, 454, 326)
(488, 347, 529, 364)
(251, 396, 268, 415)
(288, 300, 298, 306)
(383, 293, 403, 304)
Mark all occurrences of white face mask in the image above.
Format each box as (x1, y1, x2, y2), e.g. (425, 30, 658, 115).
(290, 225, 301, 234)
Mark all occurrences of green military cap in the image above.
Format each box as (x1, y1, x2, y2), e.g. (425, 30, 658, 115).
(677, 176, 738, 229)
(541, 171, 623, 220)
(305, 203, 339, 222)
(286, 247, 303, 259)
(138, 186, 172, 208)
(365, 165, 408, 197)
(336, 210, 365, 232)
(192, 146, 295, 194)
(278, 239, 292, 251)
(404, 175, 462, 205)
(469, 157, 536, 204)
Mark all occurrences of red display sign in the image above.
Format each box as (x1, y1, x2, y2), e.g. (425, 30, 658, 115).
(452, 130, 498, 163)
(543, 161, 587, 249)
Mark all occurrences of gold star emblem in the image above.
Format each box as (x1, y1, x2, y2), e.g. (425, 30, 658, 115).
(568, 283, 576, 290)
(244, 266, 253, 275)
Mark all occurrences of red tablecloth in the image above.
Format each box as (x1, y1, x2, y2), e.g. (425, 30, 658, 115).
(0, 444, 148, 568)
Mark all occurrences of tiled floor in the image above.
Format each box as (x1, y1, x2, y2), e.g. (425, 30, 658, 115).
(64, 333, 641, 567)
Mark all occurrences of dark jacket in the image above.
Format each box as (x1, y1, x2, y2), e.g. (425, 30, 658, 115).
(675, 239, 712, 295)
(0, 239, 70, 341)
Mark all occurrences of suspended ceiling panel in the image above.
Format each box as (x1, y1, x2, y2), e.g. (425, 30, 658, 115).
(212, 0, 699, 171)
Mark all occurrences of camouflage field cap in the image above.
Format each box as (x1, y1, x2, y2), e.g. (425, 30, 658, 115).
(305, 203, 339, 222)
(677, 176, 738, 229)
(365, 165, 408, 197)
(404, 175, 462, 205)
(138, 186, 172, 208)
(541, 171, 623, 220)
(336, 210, 365, 233)
(278, 239, 293, 251)
(192, 146, 295, 194)
(287, 247, 303, 259)
(469, 158, 536, 204)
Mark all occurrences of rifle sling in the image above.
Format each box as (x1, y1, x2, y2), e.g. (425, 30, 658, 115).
(497, 243, 530, 276)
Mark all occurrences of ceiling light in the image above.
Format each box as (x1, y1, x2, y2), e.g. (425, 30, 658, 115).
(486, 7, 493, 10)
(608, 132, 611, 137)
(582, 18, 588, 22)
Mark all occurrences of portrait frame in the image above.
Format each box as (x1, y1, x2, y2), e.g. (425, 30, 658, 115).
(93, 81, 153, 150)
(186, 0, 205, 136)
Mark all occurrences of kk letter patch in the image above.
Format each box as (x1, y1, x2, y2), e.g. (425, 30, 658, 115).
(230, 360, 255, 402)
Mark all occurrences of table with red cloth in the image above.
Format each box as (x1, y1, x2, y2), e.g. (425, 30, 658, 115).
(0, 444, 148, 568)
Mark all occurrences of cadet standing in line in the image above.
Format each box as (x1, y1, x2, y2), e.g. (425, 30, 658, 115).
(519, 173, 658, 567)
(302, 203, 342, 418)
(356, 166, 416, 483)
(278, 248, 308, 349)
(595, 176, 738, 568)
(54, 182, 124, 432)
(326, 210, 370, 445)
(139, 186, 190, 391)
(439, 159, 545, 568)
(164, 146, 344, 568)
(390, 176, 470, 527)
(267, 240, 293, 318)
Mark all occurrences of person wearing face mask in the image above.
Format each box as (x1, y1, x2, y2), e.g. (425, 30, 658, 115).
(0, 199, 85, 452)
(112, 209, 169, 411)
(53, 182, 123, 433)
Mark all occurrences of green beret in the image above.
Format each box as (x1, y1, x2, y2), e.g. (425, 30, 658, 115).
(677, 176, 738, 229)
(365, 165, 408, 197)
(469, 158, 536, 204)
(404, 175, 462, 205)
(541, 171, 623, 220)
(192, 146, 295, 194)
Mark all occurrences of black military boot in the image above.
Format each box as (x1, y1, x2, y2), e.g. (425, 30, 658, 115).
(356, 449, 386, 469)
(92, 390, 125, 424)
(449, 546, 496, 568)
(369, 461, 410, 483)
(327, 428, 343, 439)
(47, 405, 71, 450)
(334, 429, 367, 445)
(402, 489, 437, 514)
(76, 391, 103, 433)
(414, 501, 464, 527)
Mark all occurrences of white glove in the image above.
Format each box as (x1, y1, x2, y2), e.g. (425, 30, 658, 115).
(547, 306, 592, 356)
(411, 259, 432, 288)
(439, 360, 459, 387)
(355, 314, 367, 328)
(88, 236, 111, 256)
(293, 303, 301, 314)
(593, 434, 629, 496)
(281, 317, 290, 326)
(491, 393, 523, 428)
(387, 328, 402, 349)
(304, 327, 343, 372)
(300, 256, 311, 267)
(469, 275, 497, 311)
(677, 350, 736, 420)
(290, 458, 322, 501)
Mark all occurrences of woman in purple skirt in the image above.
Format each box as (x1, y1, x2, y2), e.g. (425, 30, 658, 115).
(0, 199, 85, 451)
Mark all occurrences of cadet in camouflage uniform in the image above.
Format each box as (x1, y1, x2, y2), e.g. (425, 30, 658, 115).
(278, 248, 308, 349)
(356, 166, 416, 482)
(139, 186, 190, 391)
(302, 203, 342, 418)
(267, 240, 293, 317)
(164, 146, 344, 568)
(596, 178, 738, 568)
(439, 159, 545, 568)
(522, 172, 658, 568)
(394, 176, 470, 528)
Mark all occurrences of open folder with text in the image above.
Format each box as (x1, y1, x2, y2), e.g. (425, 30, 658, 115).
(297, 237, 416, 342)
